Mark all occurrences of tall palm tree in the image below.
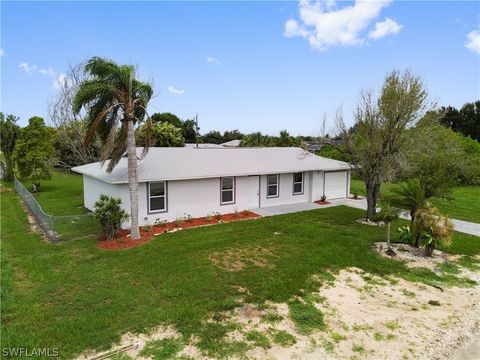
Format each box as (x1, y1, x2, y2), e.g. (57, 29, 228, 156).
(73, 57, 153, 240)
(389, 179, 426, 247)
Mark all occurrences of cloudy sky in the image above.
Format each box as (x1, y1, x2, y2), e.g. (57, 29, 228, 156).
(1, 1, 479, 134)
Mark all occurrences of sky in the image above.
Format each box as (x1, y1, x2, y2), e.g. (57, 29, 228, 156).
(1, 0, 479, 135)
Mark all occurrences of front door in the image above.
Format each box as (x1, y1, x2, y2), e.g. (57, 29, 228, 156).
(248, 176, 260, 209)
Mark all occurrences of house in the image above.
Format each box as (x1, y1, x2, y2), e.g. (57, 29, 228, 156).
(72, 147, 352, 227)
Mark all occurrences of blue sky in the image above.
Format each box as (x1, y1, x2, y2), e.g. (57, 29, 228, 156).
(1, 1, 479, 135)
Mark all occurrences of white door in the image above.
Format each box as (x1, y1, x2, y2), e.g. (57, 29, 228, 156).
(324, 171, 347, 199)
(248, 176, 260, 209)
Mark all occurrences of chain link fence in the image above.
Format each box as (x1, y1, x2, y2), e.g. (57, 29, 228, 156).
(14, 177, 100, 243)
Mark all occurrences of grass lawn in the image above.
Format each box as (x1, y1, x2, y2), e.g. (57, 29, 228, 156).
(350, 178, 480, 223)
(2, 173, 479, 358)
(16, 170, 100, 241)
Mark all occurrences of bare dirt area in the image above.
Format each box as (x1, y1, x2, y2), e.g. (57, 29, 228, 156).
(78, 260, 480, 360)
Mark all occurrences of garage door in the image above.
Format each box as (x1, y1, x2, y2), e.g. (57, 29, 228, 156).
(324, 171, 347, 199)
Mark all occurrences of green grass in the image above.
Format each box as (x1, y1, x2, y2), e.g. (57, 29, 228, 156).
(350, 178, 480, 223)
(245, 330, 271, 349)
(2, 172, 480, 359)
(269, 329, 297, 347)
(140, 338, 184, 360)
(288, 300, 326, 334)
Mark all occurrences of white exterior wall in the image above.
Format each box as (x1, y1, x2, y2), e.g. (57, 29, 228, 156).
(258, 172, 311, 207)
(82, 170, 350, 229)
(83, 175, 130, 211)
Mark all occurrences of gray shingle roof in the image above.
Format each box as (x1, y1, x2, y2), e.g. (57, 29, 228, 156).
(72, 147, 351, 184)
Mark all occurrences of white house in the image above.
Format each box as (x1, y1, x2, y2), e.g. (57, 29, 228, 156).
(72, 147, 352, 227)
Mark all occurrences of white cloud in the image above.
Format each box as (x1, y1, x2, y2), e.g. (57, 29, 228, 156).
(465, 29, 480, 54)
(284, 0, 401, 50)
(0, 48, 4, 57)
(206, 56, 222, 66)
(19, 62, 37, 74)
(39, 66, 56, 76)
(167, 85, 185, 95)
(368, 17, 402, 40)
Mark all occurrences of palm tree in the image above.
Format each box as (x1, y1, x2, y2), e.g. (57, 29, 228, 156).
(376, 201, 400, 256)
(73, 57, 153, 240)
(389, 179, 426, 247)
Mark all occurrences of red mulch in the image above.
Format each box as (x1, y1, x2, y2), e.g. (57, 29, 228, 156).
(97, 211, 261, 250)
(314, 200, 331, 205)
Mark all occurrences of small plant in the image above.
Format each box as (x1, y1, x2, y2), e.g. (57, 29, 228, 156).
(397, 226, 412, 244)
(144, 224, 152, 232)
(375, 201, 400, 256)
(213, 211, 222, 220)
(94, 194, 129, 240)
(184, 213, 194, 223)
(320, 194, 327, 202)
(233, 209, 239, 217)
(415, 203, 454, 257)
(175, 218, 184, 227)
(206, 213, 213, 222)
(353, 192, 358, 199)
(155, 218, 167, 227)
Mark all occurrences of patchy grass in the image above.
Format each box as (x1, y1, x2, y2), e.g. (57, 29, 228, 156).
(2, 173, 479, 358)
(269, 329, 297, 347)
(331, 332, 347, 342)
(438, 262, 462, 275)
(245, 330, 271, 349)
(261, 312, 283, 324)
(401, 289, 416, 298)
(140, 338, 184, 360)
(288, 300, 326, 334)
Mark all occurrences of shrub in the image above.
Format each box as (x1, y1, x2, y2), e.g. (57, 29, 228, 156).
(94, 195, 129, 240)
(415, 203, 454, 256)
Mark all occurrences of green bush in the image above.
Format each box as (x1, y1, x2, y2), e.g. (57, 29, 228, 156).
(94, 195, 129, 240)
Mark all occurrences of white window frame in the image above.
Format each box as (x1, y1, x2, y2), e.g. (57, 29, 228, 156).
(267, 174, 279, 198)
(148, 181, 167, 213)
(220, 177, 235, 205)
(293, 172, 304, 195)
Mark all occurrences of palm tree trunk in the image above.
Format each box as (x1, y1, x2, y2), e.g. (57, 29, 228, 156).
(387, 222, 391, 250)
(126, 119, 140, 240)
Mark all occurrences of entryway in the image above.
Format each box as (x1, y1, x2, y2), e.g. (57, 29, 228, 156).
(248, 175, 260, 209)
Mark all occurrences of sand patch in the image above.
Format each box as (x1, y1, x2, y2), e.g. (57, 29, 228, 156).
(374, 242, 461, 271)
(209, 245, 277, 272)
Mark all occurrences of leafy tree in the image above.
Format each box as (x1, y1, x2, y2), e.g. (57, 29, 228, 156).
(339, 70, 430, 220)
(0, 113, 21, 181)
(390, 180, 426, 247)
(222, 129, 244, 142)
(94, 194, 129, 240)
(240, 132, 275, 147)
(137, 122, 184, 147)
(201, 130, 223, 144)
(151, 112, 183, 128)
(406, 124, 480, 198)
(14, 117, 54, 192)
(375, 201, 400, 256)
(440, 101, 480, 141)
(316, 144, 352, 162)
(182, 119, 197, 143)
(276, 130, 300, 147)
(73, 57, 153, 240)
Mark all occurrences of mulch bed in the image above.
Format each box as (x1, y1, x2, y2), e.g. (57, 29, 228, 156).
(314, 200, 331, 205)
(97, 211, 261, 250)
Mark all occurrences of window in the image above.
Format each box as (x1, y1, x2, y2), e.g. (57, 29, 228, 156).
(267, 174, 279, 198)
(148, 181, 167, 212)
(221, 177, 235, 204)
(293, 172, 304, 195)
